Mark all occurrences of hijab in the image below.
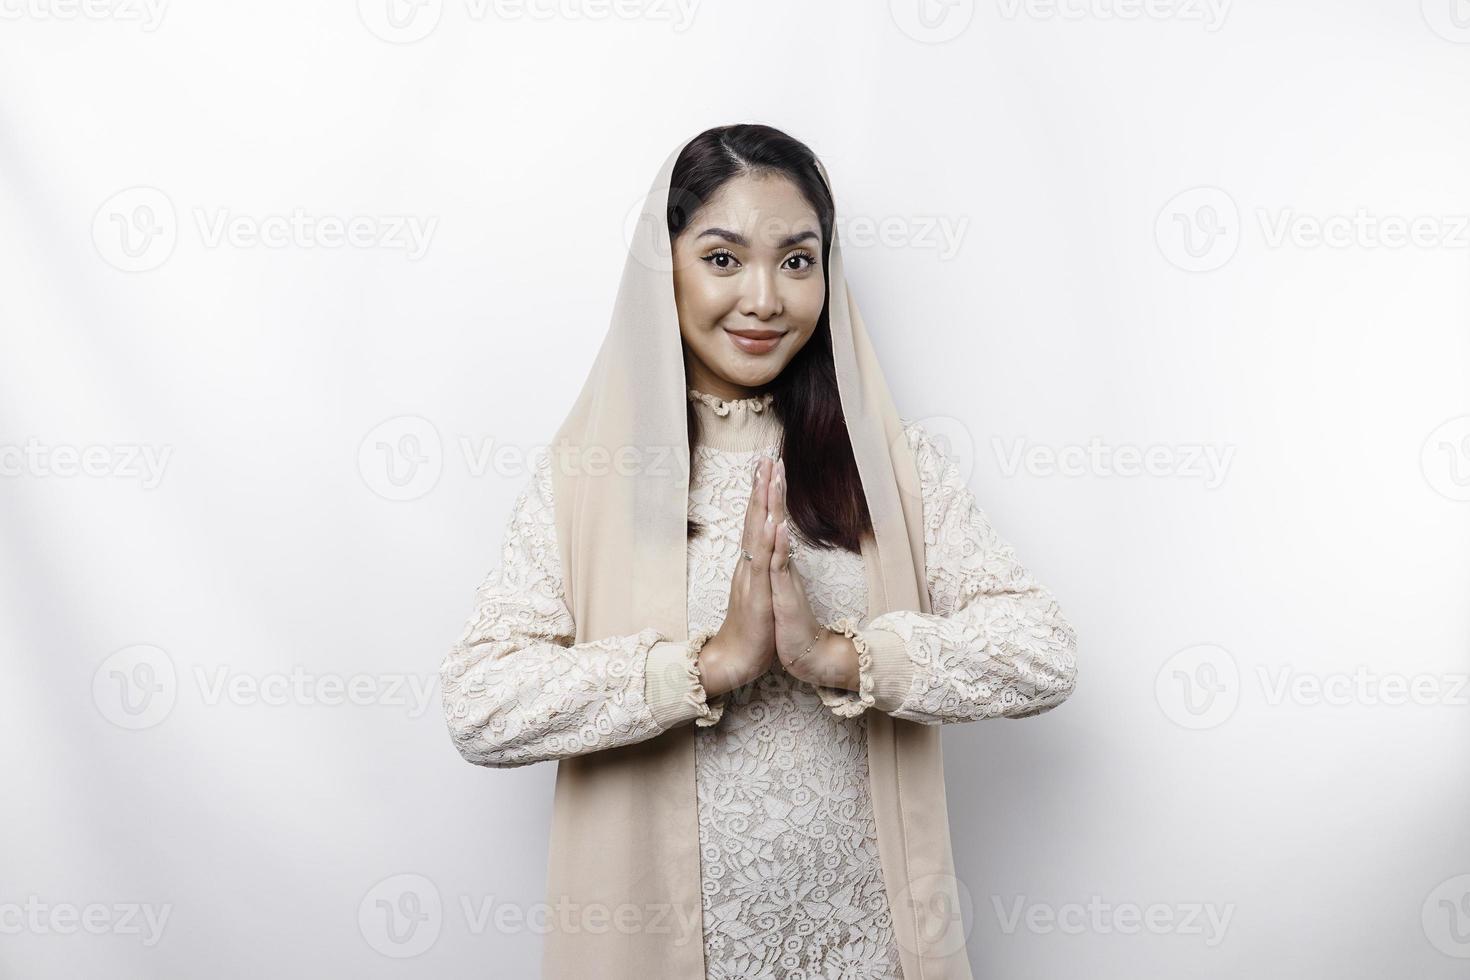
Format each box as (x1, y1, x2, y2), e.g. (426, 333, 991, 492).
(539, 132, 973, 979)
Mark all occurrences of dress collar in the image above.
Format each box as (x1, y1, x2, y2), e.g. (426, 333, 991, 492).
(687, 387, 781, 453)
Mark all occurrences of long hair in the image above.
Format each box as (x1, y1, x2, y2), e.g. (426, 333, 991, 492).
(670, 123, 873, 554)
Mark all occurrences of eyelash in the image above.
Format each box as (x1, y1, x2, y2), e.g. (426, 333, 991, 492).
(702, 249, 818, 272)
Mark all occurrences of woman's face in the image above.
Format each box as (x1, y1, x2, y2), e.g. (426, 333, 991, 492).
(671, 172, 826, 400)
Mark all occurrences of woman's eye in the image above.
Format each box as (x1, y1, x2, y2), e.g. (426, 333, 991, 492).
(702, 249, 740, 270)
(701, 250, 816, 273)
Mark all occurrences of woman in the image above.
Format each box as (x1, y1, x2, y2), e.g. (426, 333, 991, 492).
(440, 124, 1078, 980)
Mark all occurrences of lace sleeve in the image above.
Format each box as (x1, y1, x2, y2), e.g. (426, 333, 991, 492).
(439, 449, 723, 769)
(816, 420, 1078, 723)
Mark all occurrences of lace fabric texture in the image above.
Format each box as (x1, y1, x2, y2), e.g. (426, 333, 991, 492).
(440, 396, 1077, 977)
(814, 423, 1079, 724)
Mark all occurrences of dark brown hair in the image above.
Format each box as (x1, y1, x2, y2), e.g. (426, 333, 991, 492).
(670, 124, 872, 554)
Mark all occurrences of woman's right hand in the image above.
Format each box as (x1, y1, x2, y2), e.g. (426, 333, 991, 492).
(698, 456, 779, 698)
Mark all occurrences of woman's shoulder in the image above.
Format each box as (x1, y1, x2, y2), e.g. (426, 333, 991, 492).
(502, 446, 559, 540)
(895, 416, 967, 494)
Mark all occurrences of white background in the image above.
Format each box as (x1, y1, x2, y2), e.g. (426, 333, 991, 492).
(2, 0, 1468, 976)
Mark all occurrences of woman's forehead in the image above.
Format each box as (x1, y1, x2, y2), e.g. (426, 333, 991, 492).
(688, 175, 820, 247)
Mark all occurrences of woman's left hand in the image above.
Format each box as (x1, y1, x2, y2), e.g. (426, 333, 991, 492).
(768, 457, 859, 691)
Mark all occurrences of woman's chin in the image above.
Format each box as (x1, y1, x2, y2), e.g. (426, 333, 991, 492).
(715, 362, 783, 389)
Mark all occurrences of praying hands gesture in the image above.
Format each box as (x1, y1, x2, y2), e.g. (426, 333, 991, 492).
(699, 456, 861, 699)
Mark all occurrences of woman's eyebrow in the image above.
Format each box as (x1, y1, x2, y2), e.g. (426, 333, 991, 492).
(696, 227, 820, 248)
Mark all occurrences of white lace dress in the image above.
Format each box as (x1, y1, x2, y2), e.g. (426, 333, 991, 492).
(440, 387, 1078, 980)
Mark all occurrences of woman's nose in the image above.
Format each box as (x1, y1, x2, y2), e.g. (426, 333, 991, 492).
(739, 267, 781, 319)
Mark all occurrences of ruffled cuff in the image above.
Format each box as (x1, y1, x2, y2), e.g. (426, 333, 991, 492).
(644, 630, 727, 730)
(859, 623, 916, 713)
(813, 615, 877, 719)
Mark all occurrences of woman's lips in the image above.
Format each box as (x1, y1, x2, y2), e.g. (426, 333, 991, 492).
(725, 329, 783, 355)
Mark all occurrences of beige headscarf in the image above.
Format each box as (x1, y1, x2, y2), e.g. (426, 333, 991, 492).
(542, 133, 974, 979)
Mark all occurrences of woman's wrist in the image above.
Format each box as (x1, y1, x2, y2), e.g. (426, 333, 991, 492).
(697, 635, 751, 698)
(789, 629, 860, 691)
(696, 636, 728, 697)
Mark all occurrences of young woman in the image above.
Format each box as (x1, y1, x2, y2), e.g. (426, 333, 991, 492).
(440, 124, 1078, 980)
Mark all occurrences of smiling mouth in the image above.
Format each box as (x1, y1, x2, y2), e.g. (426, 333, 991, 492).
(724, 328, 785, 354)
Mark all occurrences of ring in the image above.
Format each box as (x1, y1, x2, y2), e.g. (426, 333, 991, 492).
(741, 549, 753, 562)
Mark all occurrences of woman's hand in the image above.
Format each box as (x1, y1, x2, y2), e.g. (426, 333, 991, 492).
(769, 458, 860, 691)
(698, 457, 779, 698)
